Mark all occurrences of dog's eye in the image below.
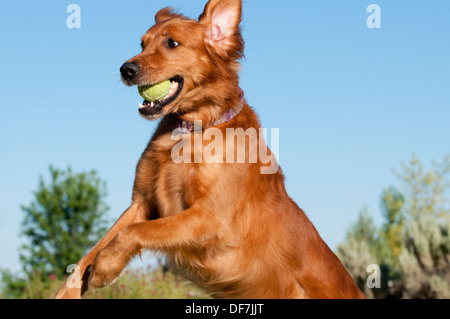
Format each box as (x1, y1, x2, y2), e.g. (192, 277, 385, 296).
(167, 38, 180, 48)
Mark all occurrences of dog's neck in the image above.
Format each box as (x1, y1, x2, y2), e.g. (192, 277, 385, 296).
(174, 89, 245, 134)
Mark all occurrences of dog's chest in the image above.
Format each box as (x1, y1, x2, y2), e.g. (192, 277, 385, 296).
(153, 160, 199, 217)
(145, 131, 228, 217)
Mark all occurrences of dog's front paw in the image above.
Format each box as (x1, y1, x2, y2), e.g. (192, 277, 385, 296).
(88, 247, 127, 289)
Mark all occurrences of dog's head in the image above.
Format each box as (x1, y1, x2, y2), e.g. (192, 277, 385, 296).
(120, 0, 244, 123)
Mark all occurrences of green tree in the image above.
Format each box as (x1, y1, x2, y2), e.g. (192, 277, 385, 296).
(394, 155, 450, 298)
(394, 154, 450, 220)
(337, 155, 450, 299)
(19, 166, 109, 278)
(337, 208, 381, 298)
(379, 188, 405, 269)
(398, 215, 450, 298)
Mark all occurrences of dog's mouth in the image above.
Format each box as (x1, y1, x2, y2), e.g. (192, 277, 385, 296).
(138, 76, 184, 118)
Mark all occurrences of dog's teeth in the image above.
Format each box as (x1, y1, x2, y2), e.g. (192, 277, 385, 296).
(139, 103, 144, 109)
(151, 102, 155, 108)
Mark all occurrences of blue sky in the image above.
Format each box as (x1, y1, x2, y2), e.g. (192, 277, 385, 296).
(0, 0, 449, 274)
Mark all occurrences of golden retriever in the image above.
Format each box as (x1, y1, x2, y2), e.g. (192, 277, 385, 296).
(56, 0, 365, 299)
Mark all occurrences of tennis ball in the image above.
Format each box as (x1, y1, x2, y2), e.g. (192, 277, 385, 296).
(138, 80, 171, 102)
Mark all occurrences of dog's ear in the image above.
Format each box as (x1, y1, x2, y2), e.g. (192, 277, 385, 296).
(155, 7, 183, 24)
(198, 0, 244, 59)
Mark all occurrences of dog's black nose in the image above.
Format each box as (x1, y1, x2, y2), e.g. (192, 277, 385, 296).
(120, 62, 140, 81)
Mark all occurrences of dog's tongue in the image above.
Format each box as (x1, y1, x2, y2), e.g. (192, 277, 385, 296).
(166, 80, 179, 99)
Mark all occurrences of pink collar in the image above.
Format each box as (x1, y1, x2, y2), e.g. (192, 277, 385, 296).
(176, 89, 245, 134)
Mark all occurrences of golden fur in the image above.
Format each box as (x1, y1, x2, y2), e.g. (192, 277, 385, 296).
(55, 0, 365, 299)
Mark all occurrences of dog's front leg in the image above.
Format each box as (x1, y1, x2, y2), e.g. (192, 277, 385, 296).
(88, 207, 220, 289)
(54, 201, 148, 299)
